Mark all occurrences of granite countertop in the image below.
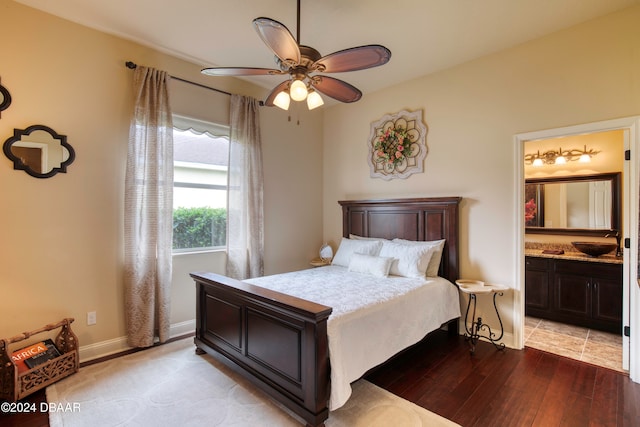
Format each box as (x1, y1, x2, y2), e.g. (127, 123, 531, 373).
(525, 243, 623, 264)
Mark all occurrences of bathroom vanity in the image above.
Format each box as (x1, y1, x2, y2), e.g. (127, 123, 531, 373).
(525, 251, 622, 333)
(524, 171, 623, 334)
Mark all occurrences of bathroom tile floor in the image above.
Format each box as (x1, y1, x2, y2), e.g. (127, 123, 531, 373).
(524, 316, 624, 373)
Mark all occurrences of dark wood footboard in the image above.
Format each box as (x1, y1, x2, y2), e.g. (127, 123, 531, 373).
(191, 271, 332, 427)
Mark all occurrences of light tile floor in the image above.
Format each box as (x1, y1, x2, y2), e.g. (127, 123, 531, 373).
(524, 316, 624, 373)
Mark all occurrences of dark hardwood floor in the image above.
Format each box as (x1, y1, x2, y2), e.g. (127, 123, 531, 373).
(2, 331, 639, 426)
(366, 331, 640, 426)
(0, 387, 48, 427)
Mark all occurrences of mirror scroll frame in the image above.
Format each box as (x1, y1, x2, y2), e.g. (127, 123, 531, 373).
(525, 172, 621, 236)
(0, 79, 11, 117)
(3, 124, 75, 178)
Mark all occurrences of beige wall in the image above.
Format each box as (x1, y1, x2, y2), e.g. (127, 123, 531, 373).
(0, 1, 323, 357)
(3, 1, 639, 356)
(322, 6, 640, 346)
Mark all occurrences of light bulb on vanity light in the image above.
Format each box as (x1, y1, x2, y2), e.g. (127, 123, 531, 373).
(579, 145, 592, 163)
(579, 153, 591, 163)
(290, 79, 308, 101)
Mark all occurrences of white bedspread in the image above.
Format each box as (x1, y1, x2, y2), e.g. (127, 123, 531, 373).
(246, 265, 461, 410)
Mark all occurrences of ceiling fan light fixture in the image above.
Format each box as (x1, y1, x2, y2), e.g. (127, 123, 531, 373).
(306, 90, 324, 110)
(273, 91, 291, 110)
(203, 2, 391, 109)
(290, 79, 308, 101)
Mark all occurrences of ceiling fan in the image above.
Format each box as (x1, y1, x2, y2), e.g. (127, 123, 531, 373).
(201, 0, 391, 110)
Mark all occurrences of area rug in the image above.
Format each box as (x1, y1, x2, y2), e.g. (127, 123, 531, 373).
(47, 338, 459, 426)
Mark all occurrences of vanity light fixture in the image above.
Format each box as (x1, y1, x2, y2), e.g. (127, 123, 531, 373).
(524, 145, 599, 166)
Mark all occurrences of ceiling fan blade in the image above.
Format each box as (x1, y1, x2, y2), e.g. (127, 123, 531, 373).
(201, 67, 283, 76)
(263, 80, 291, 106)
(253, 17, 301, 66)
(311, 76, 362, 103)
(313, 45, 391, 73)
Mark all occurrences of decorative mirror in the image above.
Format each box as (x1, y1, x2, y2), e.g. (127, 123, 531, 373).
(0, 78, 11, 118)
(525, 172, 621, 236)
(3, 125, 75, 178)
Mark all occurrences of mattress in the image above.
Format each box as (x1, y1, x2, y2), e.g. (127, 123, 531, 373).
(246, 265, 461, 410)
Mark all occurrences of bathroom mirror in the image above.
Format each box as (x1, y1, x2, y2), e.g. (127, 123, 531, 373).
(0, 80, 11, 117)
(3, 125, 75, 178)
(525, 172, 620, 236)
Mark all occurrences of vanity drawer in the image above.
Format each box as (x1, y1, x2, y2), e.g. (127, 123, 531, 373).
(525, 257, 548, 270)
(554, 259, 622, 279)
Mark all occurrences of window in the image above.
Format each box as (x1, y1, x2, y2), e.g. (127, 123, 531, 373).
(172, 116, 229, 252)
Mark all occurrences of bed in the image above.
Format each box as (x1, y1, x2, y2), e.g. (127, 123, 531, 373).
(191, 197, 461, 427)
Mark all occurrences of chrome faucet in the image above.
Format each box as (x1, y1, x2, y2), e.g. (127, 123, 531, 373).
(605, 230, 623, 257)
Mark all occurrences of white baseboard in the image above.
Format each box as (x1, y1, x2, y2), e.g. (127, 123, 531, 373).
(78, 319, 195, 363)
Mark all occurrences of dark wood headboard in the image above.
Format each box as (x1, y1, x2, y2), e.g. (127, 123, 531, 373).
(339, 197, 461, 283)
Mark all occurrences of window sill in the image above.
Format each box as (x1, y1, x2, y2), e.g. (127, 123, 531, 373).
(172, 248, 226, 257)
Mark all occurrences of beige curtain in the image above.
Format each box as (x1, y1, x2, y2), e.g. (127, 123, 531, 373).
(124, 66, 174, 347)
(226, 95, 264, 279)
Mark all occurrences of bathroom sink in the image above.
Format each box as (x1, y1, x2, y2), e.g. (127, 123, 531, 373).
(571, 241, 618, 257)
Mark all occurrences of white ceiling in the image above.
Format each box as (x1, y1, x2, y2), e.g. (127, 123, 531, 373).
(14, 0, 639, 101)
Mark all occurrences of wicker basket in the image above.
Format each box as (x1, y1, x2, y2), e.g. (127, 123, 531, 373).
(0, 318, 79, 402)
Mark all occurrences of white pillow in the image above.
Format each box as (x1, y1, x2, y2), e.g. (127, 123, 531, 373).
(393, 239, 445, 277)
(348, 253, 394, 277)
(331, 238, 383, 267)
(379, 241, 434, 278)
(349, 234, 390, 243)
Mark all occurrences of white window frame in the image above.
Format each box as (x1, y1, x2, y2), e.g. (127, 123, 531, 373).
(172, 115, 229, 253)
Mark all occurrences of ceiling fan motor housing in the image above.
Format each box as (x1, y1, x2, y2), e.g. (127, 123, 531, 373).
(277, 45, 322, 73)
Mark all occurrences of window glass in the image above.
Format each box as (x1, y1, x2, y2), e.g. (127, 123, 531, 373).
(172, 119, 228, 252)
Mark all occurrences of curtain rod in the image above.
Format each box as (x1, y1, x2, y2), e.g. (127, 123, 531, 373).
(125, 61, 232, 97)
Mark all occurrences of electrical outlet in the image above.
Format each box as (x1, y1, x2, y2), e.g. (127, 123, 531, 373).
(87, 311, 97, 326)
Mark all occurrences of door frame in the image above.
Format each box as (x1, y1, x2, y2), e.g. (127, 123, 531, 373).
(514, 116, 640, 381)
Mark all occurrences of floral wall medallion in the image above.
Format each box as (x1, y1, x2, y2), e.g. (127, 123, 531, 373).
(368, 109, 428, 180)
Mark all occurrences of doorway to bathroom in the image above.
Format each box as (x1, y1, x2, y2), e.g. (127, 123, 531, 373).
(515, 116, 640, 382)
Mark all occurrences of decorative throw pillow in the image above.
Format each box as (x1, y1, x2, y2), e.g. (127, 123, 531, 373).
(379, 241, 434, 278)
(393, 239, 445, 277)
(331, 238, 383, 267)
(348, 253, 394, 277)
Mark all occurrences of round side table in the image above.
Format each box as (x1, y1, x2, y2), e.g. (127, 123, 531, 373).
(456, 280, 507, 354)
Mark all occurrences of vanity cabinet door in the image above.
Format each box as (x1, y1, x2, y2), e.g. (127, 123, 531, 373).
(591, 275, 623, 329)
(525, 257, 551, 316)
(554, 271, 590, 321)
